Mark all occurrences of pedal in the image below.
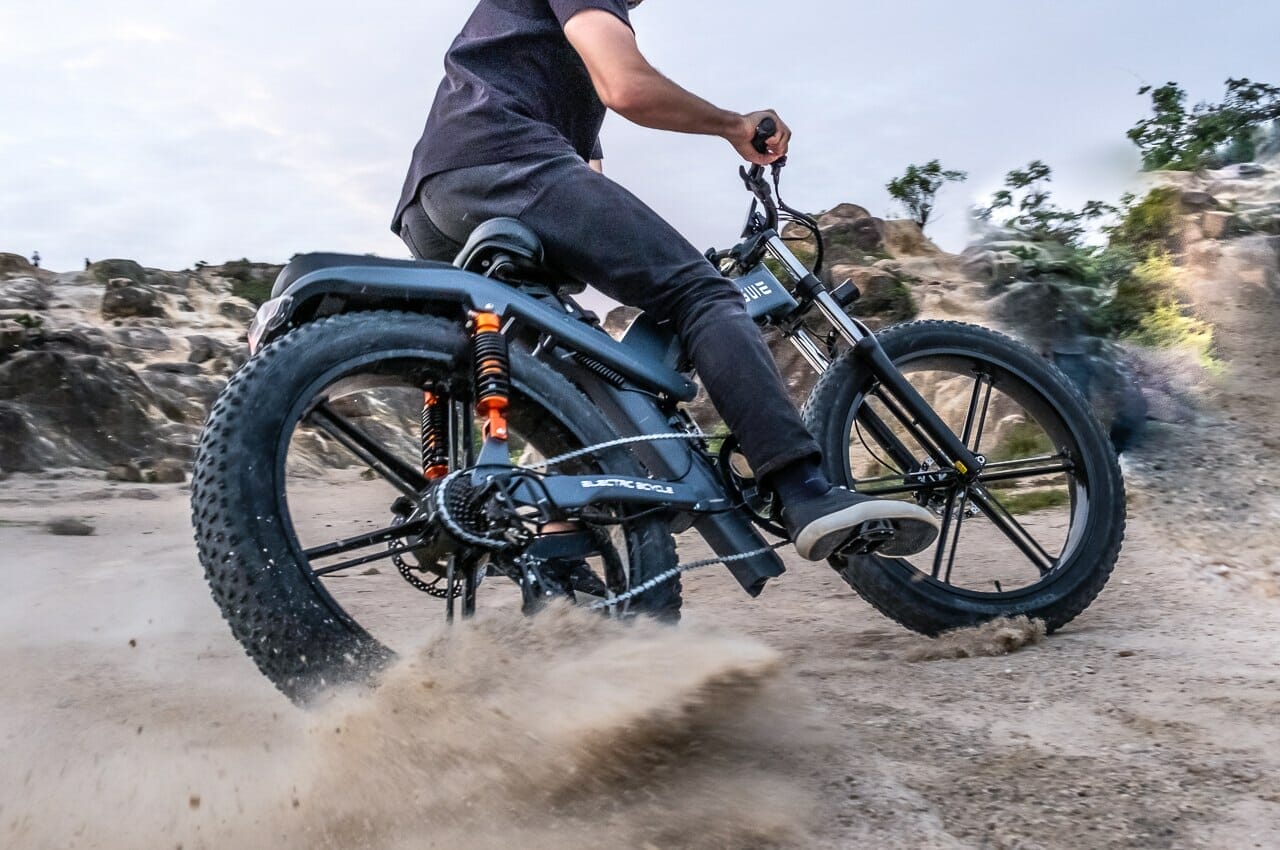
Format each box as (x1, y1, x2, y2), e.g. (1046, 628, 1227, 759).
(839, 519, 896, 556)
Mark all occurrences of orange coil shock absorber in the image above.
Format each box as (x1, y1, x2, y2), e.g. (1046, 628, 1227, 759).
(420, 391, 450, 480)
(471, 312, 509, 441)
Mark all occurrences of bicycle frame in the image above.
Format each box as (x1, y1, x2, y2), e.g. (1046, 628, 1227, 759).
(251, 190, 986, 598)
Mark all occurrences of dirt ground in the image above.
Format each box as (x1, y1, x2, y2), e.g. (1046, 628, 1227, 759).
(1, 444, 1278, 850)
(3, 230, 1279, 848)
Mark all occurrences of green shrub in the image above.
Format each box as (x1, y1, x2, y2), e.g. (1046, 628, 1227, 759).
(998, 489, 1070, 515)
(1129, 302, 1218, 369)
(1108, 187, 1180, 251)
(987, 421, 1055, 463)
(220, 258, 278, 306)
(89, 258, 147, 285)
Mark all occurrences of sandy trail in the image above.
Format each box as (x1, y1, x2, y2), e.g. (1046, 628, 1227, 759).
(1, 457, 1277, 849)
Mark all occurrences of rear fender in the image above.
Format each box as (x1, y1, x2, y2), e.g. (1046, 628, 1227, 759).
(250, 258, 698, 402)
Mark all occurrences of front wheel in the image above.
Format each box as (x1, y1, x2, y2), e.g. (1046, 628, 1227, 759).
(803, 320, 1125, 635)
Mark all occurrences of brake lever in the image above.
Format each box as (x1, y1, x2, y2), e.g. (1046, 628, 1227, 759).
(739, 165, 772, 200)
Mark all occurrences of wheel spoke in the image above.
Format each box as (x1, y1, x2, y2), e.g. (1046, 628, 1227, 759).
(307, 402, 427, 501)
(959, 373, 987, 448)
(966, 485, 1056, 574)
(978, 461, 1073, 486)
(313, 542, 422, 577)
(943, 490, 970, 584)
(931, 488, 960, 579)
(304, 519, 429, 561)
(970, 375, 995, 452)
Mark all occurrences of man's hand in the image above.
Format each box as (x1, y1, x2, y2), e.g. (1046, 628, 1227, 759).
(726, 110, 791, 166)
(563, 10, 792, 165)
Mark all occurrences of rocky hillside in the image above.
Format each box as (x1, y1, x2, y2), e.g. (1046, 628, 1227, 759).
(0, 257, 278, 480)
(3, 158, 1276, 481)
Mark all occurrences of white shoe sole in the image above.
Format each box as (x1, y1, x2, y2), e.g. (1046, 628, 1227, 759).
(794, 501, 941, 561)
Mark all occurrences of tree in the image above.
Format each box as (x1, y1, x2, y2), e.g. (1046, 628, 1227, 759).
(1128, 78, 1280, 171)
(979, 161, 1113, 247)
(885, 160, 968, 228)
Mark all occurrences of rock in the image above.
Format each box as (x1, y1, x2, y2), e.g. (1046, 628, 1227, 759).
(144, 458, 187, 484)
(106, 463, 144, 482)
(1235, 163, 1267, 178)
(141, 370, 225, 421)
(813, 203, 873, 229)
(218, 298, 258, 325)
(0, 277, 51, 310)
(1179, 191, 1219, 212)
(111, 325, 172, 353)
(0, 402, 53, 472)
(0, 253, 39, 279)
(881, 220, 942, 258)
(0, 350, 172, 472)
(45, 517, 95, 536)
(1200, 211, 1239, 240)
(821, 216, 885, 254)
(122, 488, 160, 500)
(829, 265, 917, 327)
(41, 326, 114, 357)
(102, 277, 166, 319)
(959, 249, 1022, 286)
(88, 259, 148, 285)
(185, 334, 238, 364)
(0, 320, 27, 353)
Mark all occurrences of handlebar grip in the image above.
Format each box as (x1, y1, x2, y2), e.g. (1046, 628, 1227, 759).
(751, 117, 776, 155)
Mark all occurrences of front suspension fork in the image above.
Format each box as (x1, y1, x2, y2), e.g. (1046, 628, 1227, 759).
(768, 233, 984, 481)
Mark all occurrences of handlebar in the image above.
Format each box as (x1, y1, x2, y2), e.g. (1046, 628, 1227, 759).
(751, 117, 777, 155)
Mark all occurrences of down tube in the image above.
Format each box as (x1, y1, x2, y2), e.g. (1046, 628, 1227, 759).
(546, 356, 786, 596)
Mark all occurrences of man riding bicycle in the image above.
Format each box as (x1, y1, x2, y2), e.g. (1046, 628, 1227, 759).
(392, 0, 939, 561)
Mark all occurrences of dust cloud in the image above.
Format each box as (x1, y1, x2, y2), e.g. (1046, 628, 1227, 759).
(5, 605, 824, 850)
(905, 616, 1046, 662)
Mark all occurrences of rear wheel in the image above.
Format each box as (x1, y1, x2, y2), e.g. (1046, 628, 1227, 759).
(803, 320, 1125, 634)
(191, 311, 679, 702)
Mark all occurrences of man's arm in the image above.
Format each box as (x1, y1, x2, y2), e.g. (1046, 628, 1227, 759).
(562, 9, 789, 166)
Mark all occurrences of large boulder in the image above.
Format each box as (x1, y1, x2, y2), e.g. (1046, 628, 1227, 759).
(0, 253, 40, 279)
(141, 370, 226, 422)
(990, 279, 1102, 351)
(881, 220, 942, 258)
(101, 277, 167, 319)
(186, 333, 238, 364)
(0, 402, 54, 472)
(0, 277, 51, 310)
(111, 324, 171, 352)
(40, 326, 115, 357)
(959, 247, 1022, 286)
(821, 216, 885, 255)
(88, 259, 148, 286)
(218, 297, 258, 325)
(0, 350, 175, 471)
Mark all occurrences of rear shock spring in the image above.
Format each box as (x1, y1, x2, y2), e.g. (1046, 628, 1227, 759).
(420, 391, 450, 480)
(472, 312, 510, 440)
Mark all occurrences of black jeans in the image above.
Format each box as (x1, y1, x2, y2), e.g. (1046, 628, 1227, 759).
(398, 153, 820, 481)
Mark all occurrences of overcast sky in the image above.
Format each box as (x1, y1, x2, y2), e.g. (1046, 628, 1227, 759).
(2, 0, 1277, 273)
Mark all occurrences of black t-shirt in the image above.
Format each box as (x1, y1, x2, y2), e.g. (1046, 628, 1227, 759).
(392, 0, 631, 232)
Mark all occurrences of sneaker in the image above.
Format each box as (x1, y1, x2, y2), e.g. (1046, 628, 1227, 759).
(783, 487, 941, 561)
